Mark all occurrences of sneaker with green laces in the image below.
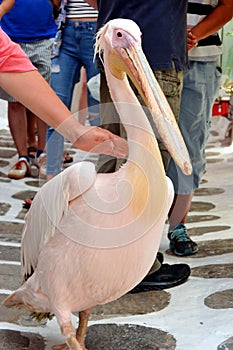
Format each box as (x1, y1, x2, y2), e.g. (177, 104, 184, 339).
(168, 223, 198, 256)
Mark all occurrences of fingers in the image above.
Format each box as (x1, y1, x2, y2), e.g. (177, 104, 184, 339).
(105, 137, 128, 158)
(73, 126, 128, 158)
(98, 129, 129, 157)
(187, 28, 198, 50)
(88, 136, 128, 158)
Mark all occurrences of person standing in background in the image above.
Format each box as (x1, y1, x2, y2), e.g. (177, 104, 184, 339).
(46, 0, 100, 180)
(167, 0, 233, 256)
(0, 0, 57, 179)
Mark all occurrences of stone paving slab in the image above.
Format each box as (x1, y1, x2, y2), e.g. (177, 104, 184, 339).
(91, 290, 170, 320)
(1, 117, 233, 350)
(0, 245, 20, 262)
(85, 324, 176, 350)
(0, 264, 21, 291)
(205, 289, 233, 309)
(0, 324, 176, 350)
(0, 222, 24, 243)
(218, 337, 233, 350)
(0, 329, 45, 350)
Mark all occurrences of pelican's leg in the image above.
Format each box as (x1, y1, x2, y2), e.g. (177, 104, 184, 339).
(53, 322, 82, 350)
(76, 308, 92, 349)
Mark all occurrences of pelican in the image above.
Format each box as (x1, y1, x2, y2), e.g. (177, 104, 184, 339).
(3, 19, 192, 350)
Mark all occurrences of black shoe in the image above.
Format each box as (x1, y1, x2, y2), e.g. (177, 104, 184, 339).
(168, 223, 198, 256)
(129, 263, 191, 294)
(156, 251, 164, 264)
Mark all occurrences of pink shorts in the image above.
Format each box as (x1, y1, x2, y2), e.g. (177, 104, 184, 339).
(0, 28, 36, 73)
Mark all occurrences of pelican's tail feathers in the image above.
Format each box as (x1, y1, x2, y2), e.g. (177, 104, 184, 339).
(2, 291, 24, 308)
(2, 292, 54, 323)
(2, 280, 51, 316)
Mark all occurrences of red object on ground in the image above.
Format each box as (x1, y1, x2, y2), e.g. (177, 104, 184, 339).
(212, 99, 229, 117)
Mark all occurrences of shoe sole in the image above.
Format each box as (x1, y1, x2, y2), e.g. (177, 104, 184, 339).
(63, 161, 73, 169)
(8, 171, 31, 180)
(170, 243, 199, 256)
(129, 274, 190, 294)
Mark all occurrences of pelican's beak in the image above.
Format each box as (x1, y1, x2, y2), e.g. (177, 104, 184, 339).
(110, 29, 192, 176)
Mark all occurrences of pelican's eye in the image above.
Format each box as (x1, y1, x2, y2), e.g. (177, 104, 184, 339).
(112, 29, 131, 49)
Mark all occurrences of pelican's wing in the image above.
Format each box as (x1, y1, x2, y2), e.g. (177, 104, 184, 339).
(21, 161, 96, 279)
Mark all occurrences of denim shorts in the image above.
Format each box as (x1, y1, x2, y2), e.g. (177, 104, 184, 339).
(167, 60, 222, 194)
(0, 38, 54, 102)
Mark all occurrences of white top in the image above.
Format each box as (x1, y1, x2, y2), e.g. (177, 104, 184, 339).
(187, 0, 222, 61)
(66, 0, 98, 19)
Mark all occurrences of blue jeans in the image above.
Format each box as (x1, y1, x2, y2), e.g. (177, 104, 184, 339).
(167, 60, 222, 194)
(46, 19, 99, 175)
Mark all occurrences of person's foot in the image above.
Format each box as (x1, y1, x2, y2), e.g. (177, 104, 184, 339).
(129, 261, 191, 293)
(168, 223, 198, 256)
(27, 146, 37, 166)
(22, 197, 34, 209)
(63, 152, 73, 168)
(8, 157, 30, 179)
(37, 153, 46, 178)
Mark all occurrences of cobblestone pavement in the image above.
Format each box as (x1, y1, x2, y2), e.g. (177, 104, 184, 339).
(0, 100, 233, 350)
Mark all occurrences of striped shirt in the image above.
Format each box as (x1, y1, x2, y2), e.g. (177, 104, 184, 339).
(66, 0, 98, 19)
(188, 0, 222, 61)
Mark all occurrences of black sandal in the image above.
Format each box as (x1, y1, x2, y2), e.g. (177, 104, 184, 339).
(22, 197, 34, 209)
(27, 147, 37, 165)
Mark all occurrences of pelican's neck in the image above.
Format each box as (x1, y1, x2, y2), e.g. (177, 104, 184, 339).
(104, 55, 163, 166)
(105, 60, 150, 130)
(103, 51, 168, 223)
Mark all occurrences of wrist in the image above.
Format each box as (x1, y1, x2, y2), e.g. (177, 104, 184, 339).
(56, 114, 83, 144)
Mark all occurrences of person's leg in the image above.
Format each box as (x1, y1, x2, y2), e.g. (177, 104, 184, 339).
(47, 20, 82, 178)
(80, 21, 100, 127)
(8, 101, 30, 178)
(26, 109, 47, 156)
(25, 39, 53, 179)
(168, 192, 194, 229)
(8, 101, 28, 157)
(167, 60, 222, 255)
(26, 112, 37, 153)
(29, 39, 54, 160)
(77, 67, 88, 125)
(26, 111, 39, 170)
(35, 115, 47, 155)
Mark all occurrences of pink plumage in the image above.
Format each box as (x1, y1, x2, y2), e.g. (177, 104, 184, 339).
(2, 19, 191, 350)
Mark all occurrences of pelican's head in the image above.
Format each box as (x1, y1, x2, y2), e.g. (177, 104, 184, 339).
(95, 19, 192, 176)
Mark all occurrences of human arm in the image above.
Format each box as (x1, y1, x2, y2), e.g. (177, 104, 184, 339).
(0, 0, 14, 19)
(50, 0, 61, 6)
(0, 70, 128, 157)
(49, 0, 61, 19)
(84, 0, 98, 10)
(188, 0, 233, 45)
